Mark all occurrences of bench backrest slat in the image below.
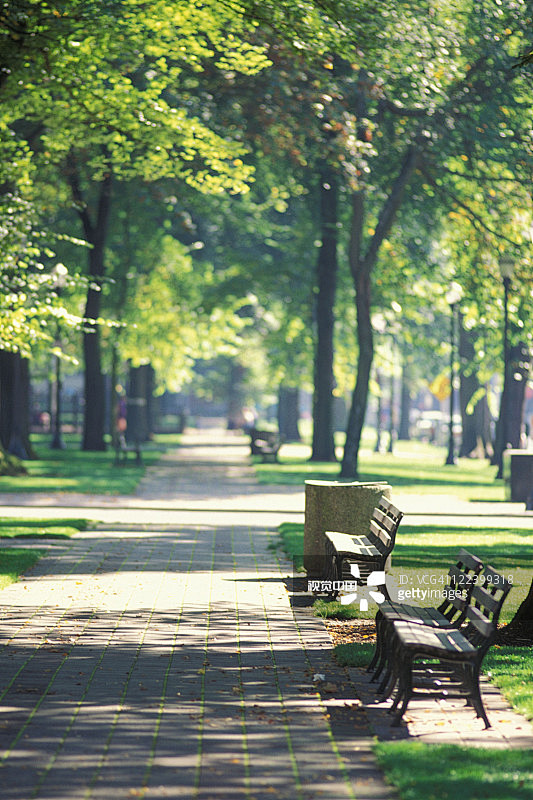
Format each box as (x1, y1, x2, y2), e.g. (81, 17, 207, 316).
(373, 509, 397, 534)
(465, 604, 495, 639)
(462, 566, 512, 651)
(366, 499, 403, 556)
(368, 519, 392, 553)
(436, 549, 484, 623)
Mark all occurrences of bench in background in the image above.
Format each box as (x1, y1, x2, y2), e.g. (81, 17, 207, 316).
(114, 434, 143, 466)
(249, 428, 283, 462)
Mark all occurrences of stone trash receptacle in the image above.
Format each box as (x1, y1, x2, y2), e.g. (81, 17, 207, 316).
(303, 480, 392, 579)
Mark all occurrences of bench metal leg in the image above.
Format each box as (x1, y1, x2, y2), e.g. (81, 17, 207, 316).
(464, 663, 491, 728)
(390, 652, 414, 725)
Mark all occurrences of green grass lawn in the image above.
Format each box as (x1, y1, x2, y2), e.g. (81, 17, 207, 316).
(0, 516, 91, 590)
(0, 548, 46, 590)
(0, 516, 91, 537)
(374, 742, 533, 800)
(280, 521, 532, 622)
(0, 433, 167, 494)
(258, 438, 506, 502)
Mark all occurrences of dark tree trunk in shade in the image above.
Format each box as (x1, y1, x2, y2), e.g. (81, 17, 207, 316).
(458, 320, 492, 457)
(341, 145, 420, 478)
(0, 351, 35, 459)
(493, 342, 530, 469)
(509, 578, 533, 625)
(127, 363, 152, 444)
(67, 155, 112, 452)
(506, 343, 530, 447)
(311, 169, 338, 462)
(227, 361, 246, 430)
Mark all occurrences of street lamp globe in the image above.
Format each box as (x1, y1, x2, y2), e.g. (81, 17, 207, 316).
(52, 263, 68, 290)
(446, 281, 463, 306)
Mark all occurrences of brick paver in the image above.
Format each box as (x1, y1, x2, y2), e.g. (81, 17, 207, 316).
(0, 428, 532, 800)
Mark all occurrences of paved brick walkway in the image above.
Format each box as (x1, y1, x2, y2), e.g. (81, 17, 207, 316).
(0, 428, 532, 799)
(0, 432, 396, 800)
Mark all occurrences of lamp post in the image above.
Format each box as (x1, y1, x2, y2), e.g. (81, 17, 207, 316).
(51, 264, 68, 450)
(388, 330, 396, 453)
(496, 256, 514, 479)
(445, 281, 463, 466)
(374, 370, 383, 452)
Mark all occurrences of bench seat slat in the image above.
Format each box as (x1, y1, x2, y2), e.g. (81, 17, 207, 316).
(394, 621, 477, 657)
(325, 530, 381, 560)
(378, 602, 455, 627)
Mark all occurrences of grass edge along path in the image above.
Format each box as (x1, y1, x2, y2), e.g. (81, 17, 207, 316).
(0, 517, 92, 590)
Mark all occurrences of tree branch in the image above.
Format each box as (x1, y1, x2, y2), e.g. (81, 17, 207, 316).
(364, 144, 421, 269)
(65, 151, 94, 243)
(419, 161, 523, 247)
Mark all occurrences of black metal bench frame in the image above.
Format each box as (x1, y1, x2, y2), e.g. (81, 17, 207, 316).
(249, 429, 283, 462)
(114, 433, 143, 466)
(322, 497, 403, 599)
(368, 549, 484, 690)
(385, 565, 512, 728)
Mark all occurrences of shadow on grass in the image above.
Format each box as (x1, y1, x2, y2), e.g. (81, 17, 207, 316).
(259, 451, 505, 501)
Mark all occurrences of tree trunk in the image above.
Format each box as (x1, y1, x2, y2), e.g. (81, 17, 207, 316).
(67, 155, 112, 451)
(509, 578, 533, 625)
(507, 342, 530, 447)
(374, 370, 383, 452)
(493, 341, 530, 471)
(110, 337, 120, 450)
(146, 364, 155, 439)
(0, 351, 35, 460)
(227, 361, 246, 430)
(458, 320, 492, 457)
(341, 145, 420, 478)
(127, 363, 151, 444)
(340, 192, 373, 478)
(398, 355, 412, 440)
(311, 168, 338, 461)
(278, 385, 301, 441)
(83, 317, 106, 451)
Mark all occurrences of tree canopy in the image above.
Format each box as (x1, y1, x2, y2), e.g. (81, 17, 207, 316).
(0, 0, 531, 468)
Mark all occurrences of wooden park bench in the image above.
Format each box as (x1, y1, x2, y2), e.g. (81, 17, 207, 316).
(249, 428, 283, 462)
(321, 497, 404, 599)
(368, 549, 484, 692)
(114, 433, 143, 466)
(386, 565, 512, 728)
